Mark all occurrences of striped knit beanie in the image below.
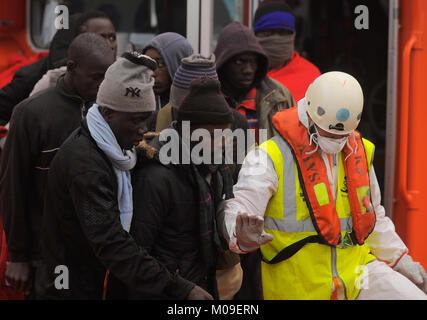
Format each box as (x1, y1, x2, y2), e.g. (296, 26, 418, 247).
(170, 53, 218, 109)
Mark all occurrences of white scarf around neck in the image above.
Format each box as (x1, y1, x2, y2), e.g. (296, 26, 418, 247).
(86, 104, 137, 231)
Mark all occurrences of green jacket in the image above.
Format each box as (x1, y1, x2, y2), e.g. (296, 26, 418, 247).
(256, 77, 296, 140)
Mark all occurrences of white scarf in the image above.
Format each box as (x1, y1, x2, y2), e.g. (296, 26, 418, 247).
(86, 104, 137, 231)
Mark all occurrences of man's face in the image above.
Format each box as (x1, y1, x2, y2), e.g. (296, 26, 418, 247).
(222, 53, 259, 92)
(103, 109, 153, 150)
(85, 18, 118, 57)
(144, 48, 171, 96)
(191, 123, 232, 163)
(68, 52, 114, 102)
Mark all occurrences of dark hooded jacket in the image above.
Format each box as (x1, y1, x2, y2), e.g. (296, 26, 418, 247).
(34, 120, 194, 300)
(214, 21, 295, 140)
(142, 32, 194, 109)
(214, 22, 295, 300)
(0, 75, 90, 263)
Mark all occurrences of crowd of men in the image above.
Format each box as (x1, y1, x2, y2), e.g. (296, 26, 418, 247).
(0, 0, 426, 300)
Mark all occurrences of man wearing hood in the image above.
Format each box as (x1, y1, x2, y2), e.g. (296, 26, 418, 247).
(142, 32, 194, 110)
(253, 1, 321, 102)
(214, 21, 295, 144)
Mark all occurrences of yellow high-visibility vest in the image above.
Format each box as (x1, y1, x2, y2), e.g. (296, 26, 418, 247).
(258, 135, 376, 300)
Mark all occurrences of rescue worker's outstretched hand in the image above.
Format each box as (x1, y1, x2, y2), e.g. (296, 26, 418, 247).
(187, 285, 214, 300)
(235, 213, 273, 252)
(395, 254, 427, 294)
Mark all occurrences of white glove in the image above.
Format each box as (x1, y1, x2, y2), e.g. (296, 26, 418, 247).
(235, 213, 273, 252)
(394, 254, 427, 294)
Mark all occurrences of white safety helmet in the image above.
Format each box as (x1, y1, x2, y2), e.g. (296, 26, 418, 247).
(305, 71, 364, 135)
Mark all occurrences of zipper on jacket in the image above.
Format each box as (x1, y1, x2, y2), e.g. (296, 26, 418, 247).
(81, 102, 86, 119)
(330, 246, 348, 300)
(156, 95, 161, 111)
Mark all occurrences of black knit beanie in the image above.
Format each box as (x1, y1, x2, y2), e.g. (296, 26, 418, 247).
(177, 77, 234, 125)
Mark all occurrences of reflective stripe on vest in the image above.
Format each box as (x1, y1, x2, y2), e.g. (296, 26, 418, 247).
(258, 108, 377, 300)
(269, 107, 376, 246)
(260, 136, 353, 235)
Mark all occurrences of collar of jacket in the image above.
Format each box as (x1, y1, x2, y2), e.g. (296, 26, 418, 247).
(257, 77, 288, 105)
(55, 73, 86, 104)
(80, 118, 117, 173)
(136, 121, 223, 172)
(225, 76, 286, 108)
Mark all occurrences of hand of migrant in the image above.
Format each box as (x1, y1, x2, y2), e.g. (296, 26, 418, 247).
(235, 213, 273, 252)
(394, 254, 427, 294)
(186, 285, 214, 300)
(5, 261, 32, 294)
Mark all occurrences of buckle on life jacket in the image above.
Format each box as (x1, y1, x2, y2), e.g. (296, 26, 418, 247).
(336, 231, 355, 249)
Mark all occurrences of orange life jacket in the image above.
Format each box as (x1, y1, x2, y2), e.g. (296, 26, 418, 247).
(272, 107, 376, 246)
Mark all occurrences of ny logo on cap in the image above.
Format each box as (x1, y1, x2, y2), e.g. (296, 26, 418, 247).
(125, 87, 141, 97)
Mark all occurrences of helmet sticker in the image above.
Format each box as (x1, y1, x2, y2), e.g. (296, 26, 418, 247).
(336, 108, 350, 122)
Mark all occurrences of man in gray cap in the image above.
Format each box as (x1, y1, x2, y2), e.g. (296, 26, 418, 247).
(35, 52, 212, 300)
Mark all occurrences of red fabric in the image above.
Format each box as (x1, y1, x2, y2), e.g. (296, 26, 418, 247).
(0, 126, 7, 139)
(0, 52, 49, 89)
(267, 51, 321, 103)
(236, 88, 257, 113)
(236, 88, 260, 143)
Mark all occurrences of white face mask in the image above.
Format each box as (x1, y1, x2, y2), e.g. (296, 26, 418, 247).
(314, 126, 348, 154)
(317, 133, 348, 154)
(307, 125, 347, 155)
(306, 125, 357, 159)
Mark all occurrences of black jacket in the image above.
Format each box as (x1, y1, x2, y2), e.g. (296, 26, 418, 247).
(0, 75, 88, 263)
(131, 131, 230, 299)
(0, 57, 49, 125)
(35, 120, 194, 299)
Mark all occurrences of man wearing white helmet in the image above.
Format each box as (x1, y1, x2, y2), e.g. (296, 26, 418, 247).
(219, 71, 427, 299)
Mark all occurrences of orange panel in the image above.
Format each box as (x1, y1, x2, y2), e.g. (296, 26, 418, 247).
(0, 0, 25, 32)
(394, 0, 427, 267)
(0, 0, 37, 72)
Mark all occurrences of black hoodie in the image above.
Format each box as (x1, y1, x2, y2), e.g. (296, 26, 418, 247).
(214, 21, 295, 141)
(215, 21, 269, 88)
